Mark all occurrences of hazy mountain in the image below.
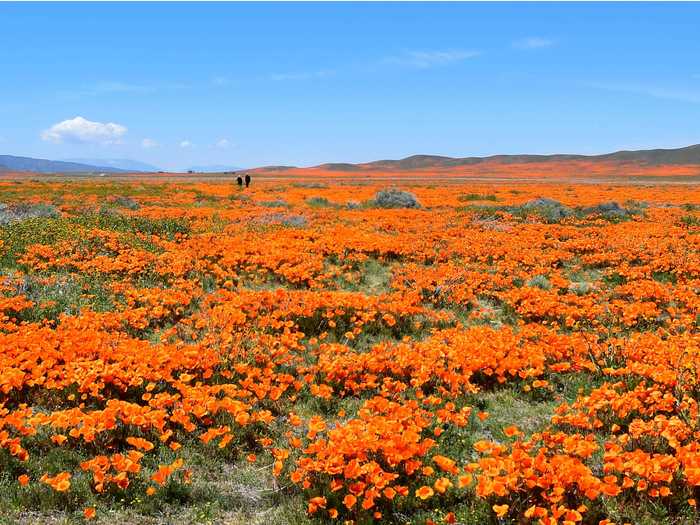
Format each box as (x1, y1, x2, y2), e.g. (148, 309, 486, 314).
(64, 158, 161, 172)
(0, 155, 127, 173)
(186, 164, 243, 173)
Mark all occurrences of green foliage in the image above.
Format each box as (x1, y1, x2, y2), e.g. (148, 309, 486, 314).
(109, 196, 140, 210)
(305, 197, 338, 209)
(458, 193, 498, 202)
(0, 217, 78, 267)
(258, 200, 291, 208)
(679, 214, 700, 227)
(73, 212, 191, 239)
(526, 274, 552, 290)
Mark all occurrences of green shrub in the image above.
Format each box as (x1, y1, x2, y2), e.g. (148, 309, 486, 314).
(679, 214, 700, 227)
(527, 275, 552, 290)
(458, 193, 498, 202)
(306, 196, 338, 208)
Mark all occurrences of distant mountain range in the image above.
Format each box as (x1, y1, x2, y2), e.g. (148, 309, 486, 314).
(0, 155, 129, 173)
(0, 155, 245, 174)
(2, 144, 700, 175)
(63, 158, 161, 172)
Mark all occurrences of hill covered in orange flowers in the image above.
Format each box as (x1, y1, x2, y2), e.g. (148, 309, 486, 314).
(247, 144, 700, 182)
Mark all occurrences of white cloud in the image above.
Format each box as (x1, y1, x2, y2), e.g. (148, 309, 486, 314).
(179, 140, 193, 148)
(141, 138, 158, 149)
(589, 82, 700, 104)
(386, 50, 481, 69)
(513, 37, 554, 50)
(41, 116, 127, 145)
(270, 70, 334, 81)
(215, 138, 231, 149)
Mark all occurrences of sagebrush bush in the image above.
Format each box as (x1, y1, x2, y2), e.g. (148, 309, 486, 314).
(292, 182, 328, 189)
(253, 213, 307, 227)
(582, 201, 631, 219)
(373, 189, 421, 209)
(109, 196, 140, 210)
(527, 274, 552, 290)
(258, 199, 290, 208)
(0, 202, 60, 225)
(521, 198, 573, 222)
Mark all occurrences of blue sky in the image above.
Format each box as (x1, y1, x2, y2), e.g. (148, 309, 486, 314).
(1, 2, 699, 170)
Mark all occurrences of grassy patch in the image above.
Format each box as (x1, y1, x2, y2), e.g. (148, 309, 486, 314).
(458, 193, 498, 202)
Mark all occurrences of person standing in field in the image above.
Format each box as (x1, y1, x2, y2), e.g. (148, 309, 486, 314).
(236, 176, 243, 187)
(245, 174, 251, 188)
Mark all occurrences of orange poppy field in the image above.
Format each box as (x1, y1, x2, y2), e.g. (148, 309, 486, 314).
(1, 171, 699, 524)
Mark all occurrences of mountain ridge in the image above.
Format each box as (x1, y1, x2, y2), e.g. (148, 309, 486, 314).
(2, 144, 700, 175)
(339, 144, 700, 171)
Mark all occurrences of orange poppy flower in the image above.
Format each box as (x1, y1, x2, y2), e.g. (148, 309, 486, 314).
(416, 486, 434, 500)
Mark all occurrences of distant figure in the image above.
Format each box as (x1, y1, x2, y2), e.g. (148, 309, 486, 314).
(236, 176, 243, 187)
(245, 174, 251, 188)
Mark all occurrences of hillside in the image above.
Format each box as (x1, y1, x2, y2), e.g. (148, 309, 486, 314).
(356, 144, 700, 171)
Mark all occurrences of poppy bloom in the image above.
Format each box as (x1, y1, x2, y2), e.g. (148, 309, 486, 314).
(492, 504, 509, 517)
(416, 486, 434, 500)
(343, 494, 357, 509)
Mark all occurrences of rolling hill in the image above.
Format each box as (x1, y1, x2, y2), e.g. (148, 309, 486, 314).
(354, 144, 700, 171)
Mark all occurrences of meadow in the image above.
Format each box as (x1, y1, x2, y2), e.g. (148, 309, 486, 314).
(0, 174, 699, 524)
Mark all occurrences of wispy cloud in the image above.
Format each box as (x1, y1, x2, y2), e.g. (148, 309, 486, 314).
(61, 81, 188, 99)
(141, 138, 158, 149)
(41, 116, 127, 145)
(212, 76, 233, 86)
(590, 82, 700, 104)
(269, 70, 334, 81)
(386, 50, 481, 69)
(513, 37, 554, 50)
(92, 81, 156, 94)
(179, 140, 193, 148)
(215, 138, 231, 149)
